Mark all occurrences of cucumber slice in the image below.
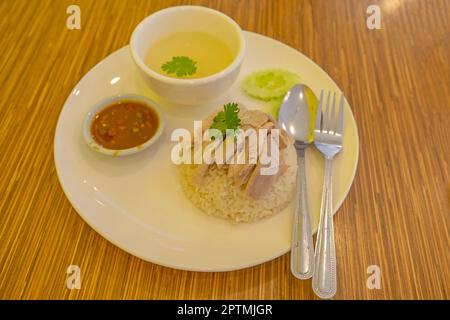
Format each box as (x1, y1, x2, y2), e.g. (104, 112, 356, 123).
(242, 69, 301, 101)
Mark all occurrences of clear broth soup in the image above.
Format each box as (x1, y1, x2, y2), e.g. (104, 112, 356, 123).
(145, 31, 234, 79)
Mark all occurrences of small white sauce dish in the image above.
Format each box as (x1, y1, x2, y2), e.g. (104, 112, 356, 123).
(130, 5, 246, 105)
(83, 93, 164, 156)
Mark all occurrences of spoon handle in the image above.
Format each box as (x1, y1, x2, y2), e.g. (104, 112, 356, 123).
(291, 150, 314, 279)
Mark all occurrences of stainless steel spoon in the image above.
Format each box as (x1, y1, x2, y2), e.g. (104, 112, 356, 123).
(278, 84, 316, 279)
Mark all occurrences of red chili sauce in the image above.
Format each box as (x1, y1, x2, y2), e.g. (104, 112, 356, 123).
(91, 101, 159, 150)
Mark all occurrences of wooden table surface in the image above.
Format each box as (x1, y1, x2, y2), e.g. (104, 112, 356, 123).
(0, 0, 449, 300)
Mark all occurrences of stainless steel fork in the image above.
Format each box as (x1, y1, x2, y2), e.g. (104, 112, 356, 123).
(312, 91, 344, 299)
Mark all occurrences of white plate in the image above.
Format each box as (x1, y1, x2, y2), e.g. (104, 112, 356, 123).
(54, 31, 359, 271)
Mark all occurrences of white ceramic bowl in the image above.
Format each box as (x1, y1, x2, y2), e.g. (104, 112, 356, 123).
(83, 94, 164, 156)
(130, 6, 246, 105)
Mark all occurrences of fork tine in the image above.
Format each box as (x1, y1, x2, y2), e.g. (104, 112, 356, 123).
(330, 92, 336, 133)
(323, 92, 331, 132)
(335, 93, 344, 135)
(315, 90, 324, 132)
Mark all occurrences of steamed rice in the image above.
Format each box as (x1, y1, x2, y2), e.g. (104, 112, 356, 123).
(179, 145, 297, 223)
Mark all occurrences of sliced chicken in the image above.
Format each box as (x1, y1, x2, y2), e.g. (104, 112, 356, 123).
(192, 137, 223, 185)
(277, 127, 294, 149)
(261, 121, 275, 130)
(239, 108, 269, 128)
(216, 133, 238, 168)
(228, 123, 266, 185)
(245, 133, 282, 198)
(228, 139, 257, 185)
(266, 115, 294, 149)
(192, 106, 294, 196)
(245, 162, 279, 199)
